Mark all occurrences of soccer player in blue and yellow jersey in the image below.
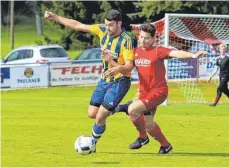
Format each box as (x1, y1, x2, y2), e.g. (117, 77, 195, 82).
(44, 9, 134, 148)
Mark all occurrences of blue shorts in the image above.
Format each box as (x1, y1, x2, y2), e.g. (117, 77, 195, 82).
(90, 76, 131, 111)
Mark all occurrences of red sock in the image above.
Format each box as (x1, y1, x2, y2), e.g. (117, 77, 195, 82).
(147, 122, 169, 147)
(130, 114, 148, 139)
(214, 96, 221, 104)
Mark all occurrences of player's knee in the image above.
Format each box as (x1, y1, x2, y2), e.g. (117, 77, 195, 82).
(88, 110, 97, 119)
(88, 105, 100, 119)
(217, 87, 223, 94)
(128, 104, 137, 116)
(218, 85, 224, 91)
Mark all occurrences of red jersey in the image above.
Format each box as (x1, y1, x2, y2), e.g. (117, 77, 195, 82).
(134, 46, 172, 91)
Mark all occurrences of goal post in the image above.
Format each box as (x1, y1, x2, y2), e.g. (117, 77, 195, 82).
(131, 13, 229, 104)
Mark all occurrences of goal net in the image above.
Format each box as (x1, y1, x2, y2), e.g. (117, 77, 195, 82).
(131, 14, 229, 104)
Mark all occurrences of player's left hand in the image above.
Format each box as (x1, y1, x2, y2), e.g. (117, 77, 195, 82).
(103, 66, 120, 78)
(195, 51, 208, 58)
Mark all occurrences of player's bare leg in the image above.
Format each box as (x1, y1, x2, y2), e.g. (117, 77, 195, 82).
(128, 100, 149, 149)
(88, 105, 100, 119)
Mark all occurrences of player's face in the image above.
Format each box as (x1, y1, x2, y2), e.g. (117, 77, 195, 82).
(219, 45, 227, 55)
(139, 30, 155, 49)
(104, 19, 121, 36)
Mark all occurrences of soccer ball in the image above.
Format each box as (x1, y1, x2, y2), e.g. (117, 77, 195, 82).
(74, 135, 96, 155)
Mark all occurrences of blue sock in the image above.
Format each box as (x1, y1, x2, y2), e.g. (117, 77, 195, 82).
(118, 104, 129, 113)
(92, 124, 106, 143)
(113, 101, 132, 115)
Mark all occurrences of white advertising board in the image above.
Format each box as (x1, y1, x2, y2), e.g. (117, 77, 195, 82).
(10, 65, 49, 88)
(199, 57, 219, 79)
(50, 62, 103, 86)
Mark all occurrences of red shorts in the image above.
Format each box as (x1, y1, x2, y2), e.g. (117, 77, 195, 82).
(139, 87, 168, 112)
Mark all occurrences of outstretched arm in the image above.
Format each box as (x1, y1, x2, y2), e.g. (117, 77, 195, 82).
(208, 67, 219, 83)
(168, 50, 207, 59)
(44, 11, 91, 32)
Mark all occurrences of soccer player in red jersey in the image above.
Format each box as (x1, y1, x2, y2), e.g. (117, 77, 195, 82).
(104, 23, 207, 154)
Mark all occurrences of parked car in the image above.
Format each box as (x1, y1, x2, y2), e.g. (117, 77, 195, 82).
(1, 44, 71, 65)
(74, 48, 101, 61)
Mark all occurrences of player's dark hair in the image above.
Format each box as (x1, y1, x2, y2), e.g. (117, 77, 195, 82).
(140, 24, 156, 37)
(105, 9, 122, 21)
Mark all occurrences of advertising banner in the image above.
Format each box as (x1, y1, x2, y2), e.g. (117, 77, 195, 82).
(50, 62, 103, 86)
(167, 57, 219, 80)
(167, 59, 197, 79)
(199, 56, 219, 79)
(10, 65, 49, 88)
(1, 67, 11, 89)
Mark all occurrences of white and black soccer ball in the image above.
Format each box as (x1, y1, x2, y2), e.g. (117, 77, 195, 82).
(74, 135, 96, 155)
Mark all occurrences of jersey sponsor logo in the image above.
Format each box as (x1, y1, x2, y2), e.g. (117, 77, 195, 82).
(135, 58, 151, 67)
(109, 102, 114, 106)
(106, 49, 118, 59)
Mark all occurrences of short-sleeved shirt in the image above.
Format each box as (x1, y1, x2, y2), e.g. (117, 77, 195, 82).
(134, 46, 172, 91)
(90, 24, 134, 82)
(216, 55, 229, 77)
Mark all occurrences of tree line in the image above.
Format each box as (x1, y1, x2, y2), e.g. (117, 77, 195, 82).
(1, 1, 228, 50)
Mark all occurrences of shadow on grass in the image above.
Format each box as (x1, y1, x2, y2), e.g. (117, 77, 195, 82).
(91, 161, 120, 164)
(172, 152, 229, 157)
(99, 152, 229, 157)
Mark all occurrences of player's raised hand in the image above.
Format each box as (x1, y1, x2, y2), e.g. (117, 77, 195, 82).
(195, 51, 208, 58)
(102, 49, 113, 62)
(44, 11, 56, 21)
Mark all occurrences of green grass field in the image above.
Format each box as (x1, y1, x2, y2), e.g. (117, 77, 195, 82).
(1, 84, 229, 167)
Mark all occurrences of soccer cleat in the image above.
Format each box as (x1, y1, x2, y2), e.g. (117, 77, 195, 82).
(92, 148, 96, 153)
(158, 144, 173, 154)
(209, 103, 216, 107)
(129, 137, 149, 149)
(91, 144, 96, 153)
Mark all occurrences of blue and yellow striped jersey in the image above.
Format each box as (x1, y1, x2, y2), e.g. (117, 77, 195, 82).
(90, 24, 134, 82)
